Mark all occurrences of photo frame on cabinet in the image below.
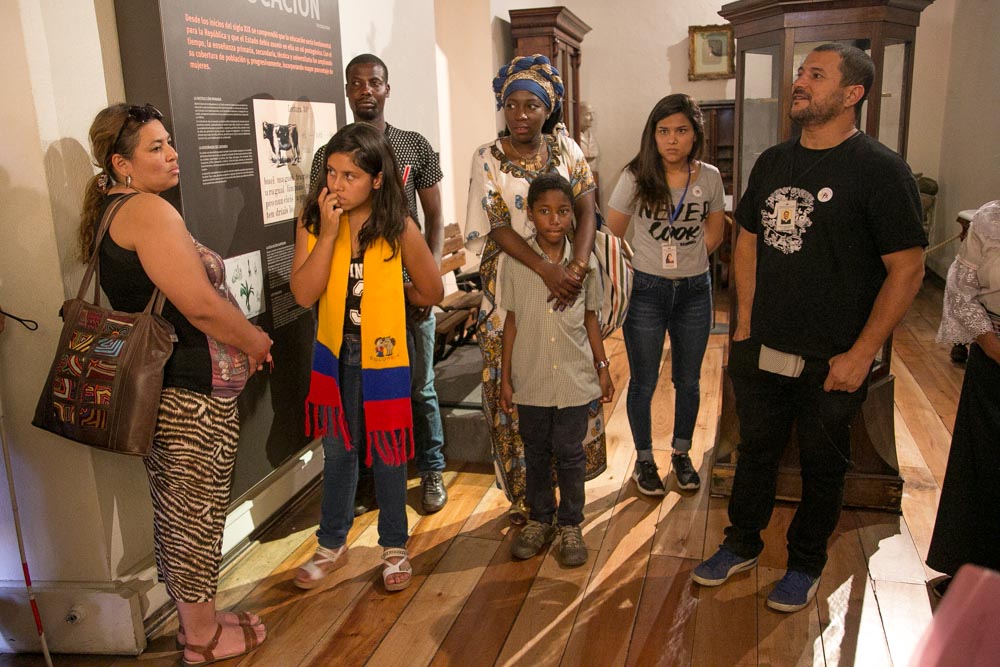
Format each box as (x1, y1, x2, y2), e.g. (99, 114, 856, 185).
(688, 24, 735, 81)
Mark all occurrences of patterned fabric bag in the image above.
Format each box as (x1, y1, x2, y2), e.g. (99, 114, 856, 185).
(32, 195, 176, 455)
(592, 228, 634, 338)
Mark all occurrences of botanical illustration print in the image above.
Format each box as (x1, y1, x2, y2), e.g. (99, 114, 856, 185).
(761, 186, 815, 254)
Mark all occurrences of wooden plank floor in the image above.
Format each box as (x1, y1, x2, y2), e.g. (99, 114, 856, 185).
(4, 278, 962, 666)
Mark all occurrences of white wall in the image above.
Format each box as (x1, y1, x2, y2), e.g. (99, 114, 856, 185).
(909, 0, 956, 277)
(338, 0, 444, 222)
(435, 0, 497, 228)
(0, 0, 158, 654)
(907, 0, 955, 179)
(1, 0, 150, 585)
(925, 0, 1000, 278)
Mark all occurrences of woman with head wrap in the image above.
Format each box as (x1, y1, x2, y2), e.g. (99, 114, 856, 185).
(465, 54, 604, 524)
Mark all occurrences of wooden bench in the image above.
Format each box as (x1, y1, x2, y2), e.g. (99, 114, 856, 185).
(433, 223, 481, 362)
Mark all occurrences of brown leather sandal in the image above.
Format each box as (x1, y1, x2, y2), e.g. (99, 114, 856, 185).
(182, 622, 264, 666)
(176, 610, 259, 649)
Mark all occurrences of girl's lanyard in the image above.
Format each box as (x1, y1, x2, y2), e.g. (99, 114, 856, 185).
(661, 168, 691, 270)
(667, 168, 692, 225)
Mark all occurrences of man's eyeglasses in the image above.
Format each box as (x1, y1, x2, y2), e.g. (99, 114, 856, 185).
(113, 103, 164, 153)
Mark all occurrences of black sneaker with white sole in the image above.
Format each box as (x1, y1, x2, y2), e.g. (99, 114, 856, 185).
(671, 453, 701, 490)
(633, 460, 666, 496)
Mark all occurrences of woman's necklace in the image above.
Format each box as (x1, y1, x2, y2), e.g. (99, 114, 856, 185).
(507, 136, 545, 171)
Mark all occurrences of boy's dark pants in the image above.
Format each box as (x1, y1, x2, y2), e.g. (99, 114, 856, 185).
(723, 338, 868, 578)
(517, 403, 590, 527)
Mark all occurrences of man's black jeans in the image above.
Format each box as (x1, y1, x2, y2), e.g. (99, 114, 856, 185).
(723, 338, 867, 578)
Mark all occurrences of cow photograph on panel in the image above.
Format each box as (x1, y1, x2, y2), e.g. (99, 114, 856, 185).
(252, 98, 338, 225)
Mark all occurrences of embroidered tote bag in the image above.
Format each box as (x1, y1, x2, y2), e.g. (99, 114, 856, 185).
(32, 194, 176, 455)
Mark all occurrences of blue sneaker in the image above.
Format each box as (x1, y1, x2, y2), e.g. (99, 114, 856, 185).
(691, 547, 758, 586)
(766, 570, 820, 612)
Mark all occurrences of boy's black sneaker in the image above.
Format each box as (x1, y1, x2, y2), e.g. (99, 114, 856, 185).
(633, 460, 666, 496)
(558, 525, 588, 567)
(511, 520, 556, 559)
(671, 453, 701, 490)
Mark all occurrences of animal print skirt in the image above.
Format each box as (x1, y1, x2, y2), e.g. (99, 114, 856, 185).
(144, 387, 240, 603)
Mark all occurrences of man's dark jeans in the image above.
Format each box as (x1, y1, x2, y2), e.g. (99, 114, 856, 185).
(723, 338, 867, 578)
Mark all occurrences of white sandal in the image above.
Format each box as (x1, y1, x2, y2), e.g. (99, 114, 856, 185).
(381, 547, 412, 592)
(294, 544, 347, 590)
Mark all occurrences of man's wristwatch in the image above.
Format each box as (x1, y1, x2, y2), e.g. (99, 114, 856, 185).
(594, 359, 611, 370)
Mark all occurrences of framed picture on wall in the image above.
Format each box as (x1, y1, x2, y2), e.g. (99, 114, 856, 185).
(688, 24, 735, 81)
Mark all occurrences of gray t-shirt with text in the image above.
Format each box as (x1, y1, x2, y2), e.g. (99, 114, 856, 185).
(607, 164, 725, 278)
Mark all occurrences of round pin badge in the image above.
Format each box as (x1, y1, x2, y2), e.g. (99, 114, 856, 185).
(818, 187, 833, 202)
(692, 185, 703, 197)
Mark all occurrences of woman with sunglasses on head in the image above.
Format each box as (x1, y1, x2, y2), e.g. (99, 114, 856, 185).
(465, 54, 603, 525)
(78, 104, 272, 666)
(605, 94, 726, 496)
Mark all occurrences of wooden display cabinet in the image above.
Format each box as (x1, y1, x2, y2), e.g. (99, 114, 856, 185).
(509, 7, 591, 142)
(700, 100, 736, 197)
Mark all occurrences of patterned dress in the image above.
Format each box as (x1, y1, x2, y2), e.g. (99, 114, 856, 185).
(465, 133, 607, 511)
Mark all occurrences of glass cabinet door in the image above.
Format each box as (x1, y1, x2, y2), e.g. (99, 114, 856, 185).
(878, 40, 909, 154)
(739, 45, 781, 198)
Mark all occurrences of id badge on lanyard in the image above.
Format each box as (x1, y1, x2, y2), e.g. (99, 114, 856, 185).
(775, 198, 796, 232)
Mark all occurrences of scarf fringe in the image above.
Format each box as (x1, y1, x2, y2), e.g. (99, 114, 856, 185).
(304, 399, 352, 449)
(365, 427, 414, 467)
(304, 223, 413, 464)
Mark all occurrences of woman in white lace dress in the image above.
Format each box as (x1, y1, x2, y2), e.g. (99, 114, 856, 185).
(927, 200, 1000, 596)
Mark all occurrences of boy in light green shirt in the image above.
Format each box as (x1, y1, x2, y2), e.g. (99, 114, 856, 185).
(499, 174, 614, 567)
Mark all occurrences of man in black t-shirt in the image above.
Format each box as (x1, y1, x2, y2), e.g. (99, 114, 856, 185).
(310, 54, 448, 516)
(692, 44, 926, 612)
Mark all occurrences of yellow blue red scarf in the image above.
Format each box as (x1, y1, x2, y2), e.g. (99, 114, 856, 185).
(305, 216, 413, 466)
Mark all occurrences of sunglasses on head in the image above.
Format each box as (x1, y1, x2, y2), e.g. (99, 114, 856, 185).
(113, 103, 164, 152)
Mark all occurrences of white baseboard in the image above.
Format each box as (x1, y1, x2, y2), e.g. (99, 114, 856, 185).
(0, 441, 323, 654)
(0, 582, 144, 654)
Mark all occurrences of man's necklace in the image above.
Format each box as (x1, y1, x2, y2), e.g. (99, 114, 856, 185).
(789, 129, 861, 183)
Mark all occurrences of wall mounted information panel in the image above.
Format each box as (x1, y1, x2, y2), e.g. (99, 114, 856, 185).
(114, 0, 345, 499)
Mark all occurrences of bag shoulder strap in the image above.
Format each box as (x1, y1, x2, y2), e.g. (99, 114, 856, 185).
(78, 193, 139, 304)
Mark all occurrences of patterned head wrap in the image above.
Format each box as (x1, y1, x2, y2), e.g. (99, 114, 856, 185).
(493, 54, 564, 119)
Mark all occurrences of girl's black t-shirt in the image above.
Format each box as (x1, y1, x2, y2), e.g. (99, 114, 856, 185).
(344, 257, 363, 336)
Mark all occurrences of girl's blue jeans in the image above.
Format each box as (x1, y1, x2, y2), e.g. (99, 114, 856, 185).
(317, 335, 408, 549)
(622, 269, 713, 454)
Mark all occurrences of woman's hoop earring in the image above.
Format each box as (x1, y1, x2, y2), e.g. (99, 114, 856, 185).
(125, 175, 132, 189)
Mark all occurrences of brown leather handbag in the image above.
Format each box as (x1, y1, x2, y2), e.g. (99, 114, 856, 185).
(32, 194, 176, 455)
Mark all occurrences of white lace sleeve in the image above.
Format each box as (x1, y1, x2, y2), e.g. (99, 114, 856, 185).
(938, 201, 1000, 344)
(936, 257, 993, 345)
